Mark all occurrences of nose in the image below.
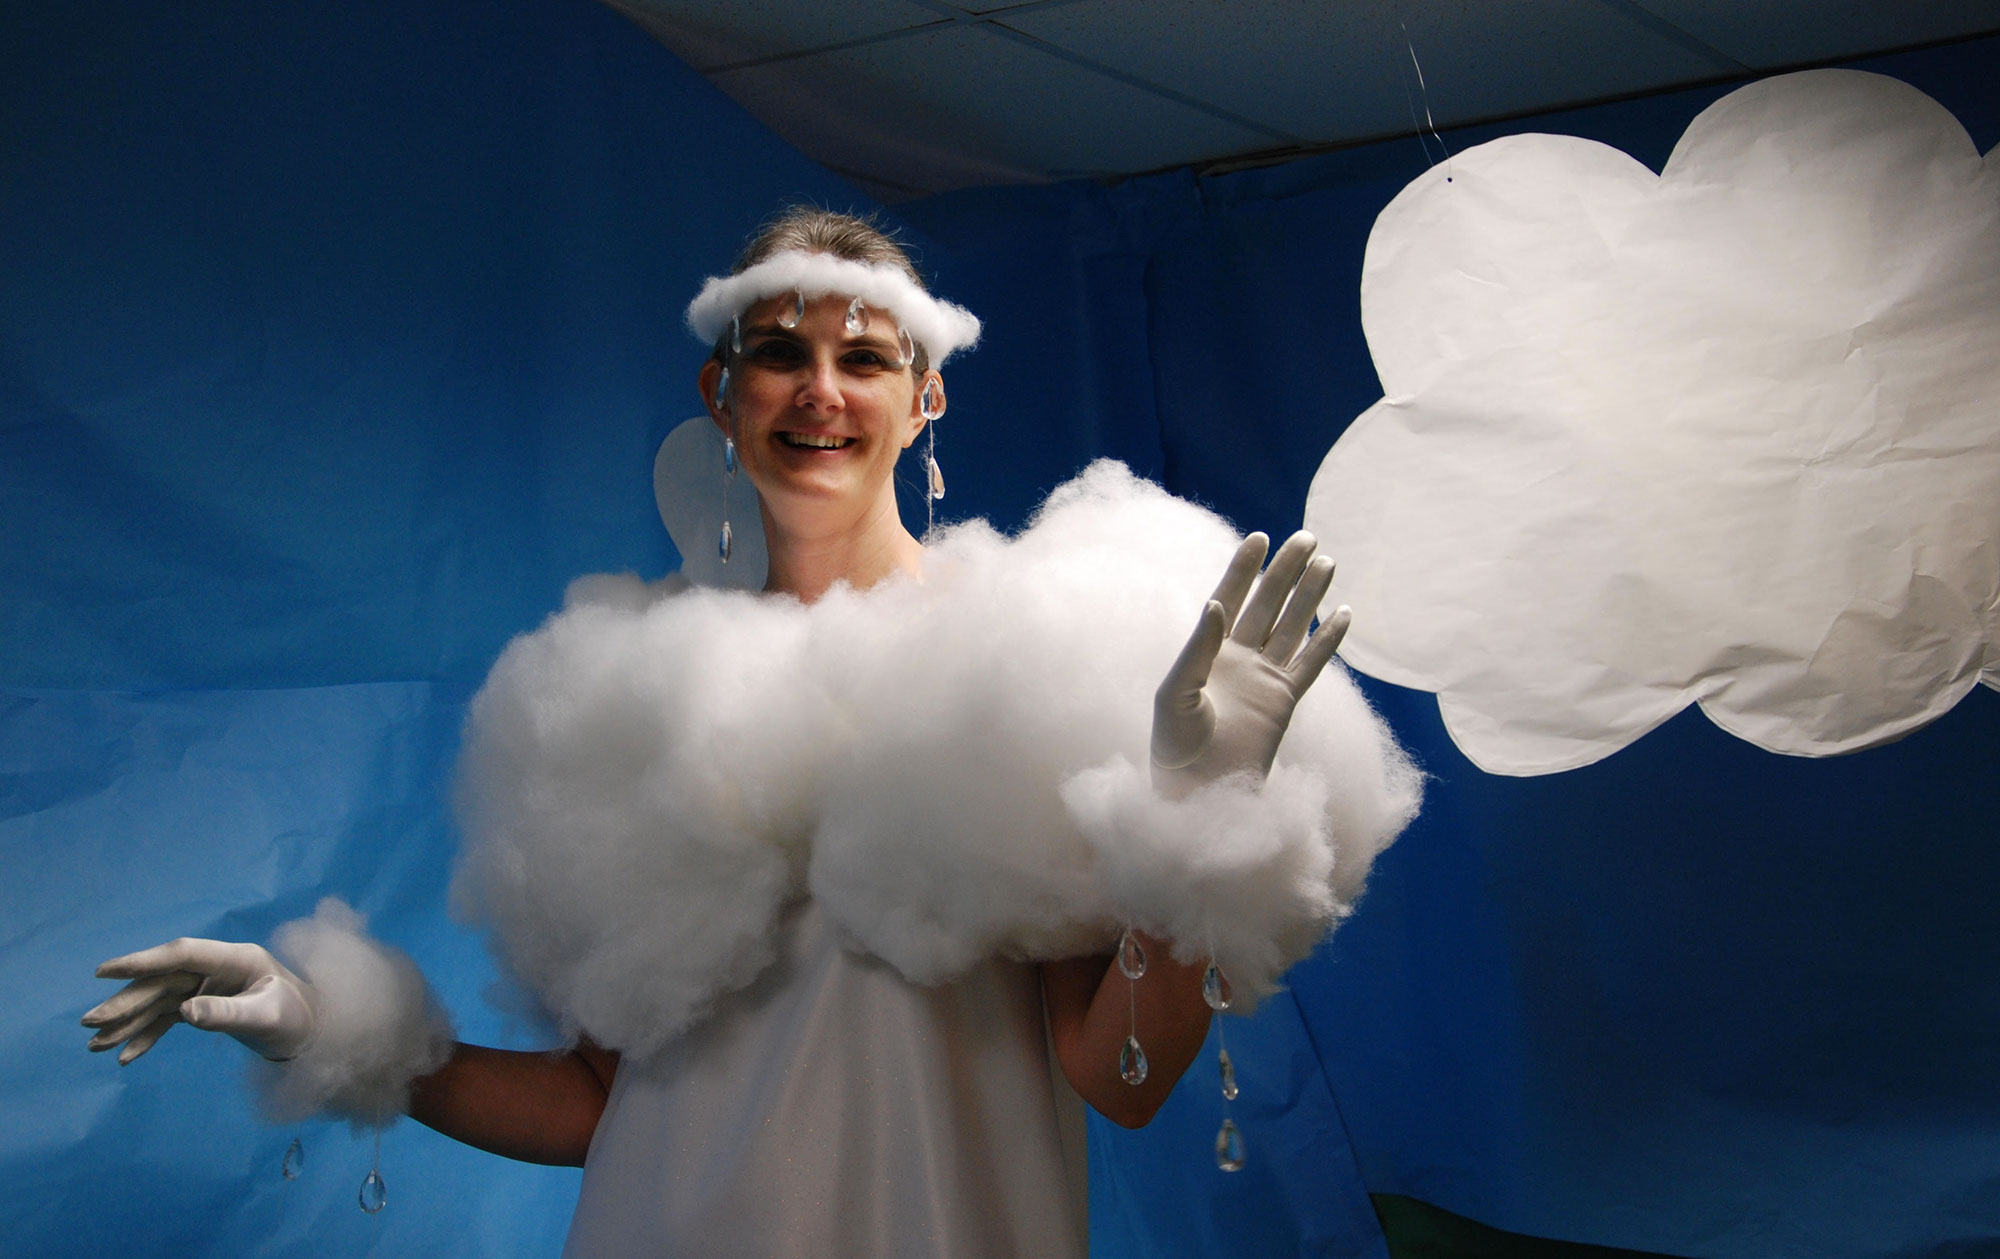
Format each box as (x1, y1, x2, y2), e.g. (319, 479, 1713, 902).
(795, 355, 844, 412)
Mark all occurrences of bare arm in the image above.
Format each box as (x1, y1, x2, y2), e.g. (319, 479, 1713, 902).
(1040, 933, 1211, 1129)
(406, 1041, 619, 1167)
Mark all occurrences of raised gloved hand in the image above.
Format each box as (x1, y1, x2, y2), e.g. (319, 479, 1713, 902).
(84, 938, 318, 1065)
(1151, 531, 1348, 797)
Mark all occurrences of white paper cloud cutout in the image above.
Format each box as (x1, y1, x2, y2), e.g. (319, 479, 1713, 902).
(1306, 70, 1999, 776)
(655, 416, 768, 590)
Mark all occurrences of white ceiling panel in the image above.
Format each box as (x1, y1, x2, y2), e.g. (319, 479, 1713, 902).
(712, 22, 1277, 189)
(599, 0, 1999, 198)
(602, 0, 933, 68)
(1639, 0, 2000, 68)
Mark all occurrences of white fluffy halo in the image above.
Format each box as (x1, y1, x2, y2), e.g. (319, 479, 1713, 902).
(685, 250, 983, 365)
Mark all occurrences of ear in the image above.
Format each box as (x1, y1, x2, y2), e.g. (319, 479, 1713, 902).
(903, 370, 944, 448)
(698, 359, 728, 436)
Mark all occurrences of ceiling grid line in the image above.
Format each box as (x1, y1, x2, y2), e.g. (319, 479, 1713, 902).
(1586, 0, 1750, 73)
(973, 21, 1308, 146)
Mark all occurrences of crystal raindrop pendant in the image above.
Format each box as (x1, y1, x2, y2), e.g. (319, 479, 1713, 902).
(920, 378, 944, 420)
(718, 520, 733, 563)
(1116, 929, 1147, 980)
(729, 315, 742, 354)
(897, 326, 915, 367)
(723, 436, 738, 475)
(715, 367, 731, 415)
(845, 296, 868, 334)
(1119, 1035, 1149, 1086)
(1215, 1118, 1246, 1172)
(358, 1168, 387, 1214)
(927, 456, 946, 501)
(778, 290, 804, 328)
(1218, 1047, 1239, 1101)
(1202, 962, 1233, 1011)
(280, 1137, 304, 1182)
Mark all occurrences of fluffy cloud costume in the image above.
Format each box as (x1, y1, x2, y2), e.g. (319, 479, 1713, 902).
(452, 462, 1421, 1059)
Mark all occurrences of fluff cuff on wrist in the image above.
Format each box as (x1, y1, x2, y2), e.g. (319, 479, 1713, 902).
(255, 898, 455, 1130)
(1060, 758, 1341, 1010)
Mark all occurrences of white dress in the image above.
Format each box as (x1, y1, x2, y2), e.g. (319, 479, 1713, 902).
(561, 897, 1091, 1258)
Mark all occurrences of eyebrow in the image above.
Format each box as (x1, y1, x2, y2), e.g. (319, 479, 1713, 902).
(740, 325, 900, 353)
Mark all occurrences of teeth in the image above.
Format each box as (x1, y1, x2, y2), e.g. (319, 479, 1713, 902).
(783, 433, 852, 449)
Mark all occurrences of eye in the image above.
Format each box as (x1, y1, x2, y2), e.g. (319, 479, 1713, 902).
(844, 349, 891, 370)
(745, 338, 803, 366)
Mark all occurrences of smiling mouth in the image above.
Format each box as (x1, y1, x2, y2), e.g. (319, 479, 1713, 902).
(780, 432, 855, 449)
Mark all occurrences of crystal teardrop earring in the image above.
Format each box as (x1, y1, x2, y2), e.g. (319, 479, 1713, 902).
(920, 376, 946, 534)
(845, 296, 868, 334)
(717, 367, 735, 564)
(777, 290, 804, 329)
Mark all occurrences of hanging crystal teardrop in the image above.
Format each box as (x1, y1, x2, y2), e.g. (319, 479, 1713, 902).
(1119, 1035, 1149, 1085)
(718, 520, 733, 562)
(729, 315, 742, 355)
(358, 1168, 387, 1214)
(1202, 962, 1233, 1011)
(920, 378, 944, 420)
(1116, 929, 1147, 980)
(845, 296, 868, 334)
(1215, 1118, 1246, 1172)
(715, 366, 730, 415)
(778, 291, 804, 328)
(922, 455, 944, 501)
(897, 326, 915, 367)
(1218, 1047, 1239, 1101)
(723, 436, 738, 475)
(280, 1137, 304, 1182)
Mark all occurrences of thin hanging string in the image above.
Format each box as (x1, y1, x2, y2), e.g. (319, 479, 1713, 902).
(926, 422, 938, 537)
(1398, 20, 1453, 180)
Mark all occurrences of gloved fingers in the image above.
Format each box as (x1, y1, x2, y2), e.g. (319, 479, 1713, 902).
(1230, 531, 1317, 648)
(1288, 603, 1352, 688)
(1206, 533, 1268, 626)
(1152, 601, 1225, 770)
(185, 972, 317, 1061)
(182, 973, 288, 1038)
(1265, 554, 1336, 665)
(82, 971, 202, 1030)
(1156, 600, 1228, 709)
(96, 938, 258, 985)
(116, 1009, 183, 1065)
(84, 985, 196, 1051)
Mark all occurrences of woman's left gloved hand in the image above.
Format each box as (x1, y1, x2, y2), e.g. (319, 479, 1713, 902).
(85, 938, 319, 1065)
(1150, 531, 1349, 798)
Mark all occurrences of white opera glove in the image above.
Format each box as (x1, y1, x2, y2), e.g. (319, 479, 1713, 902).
(85, 938, 318, 1065)
(1150, 530, 1349, 797)
(83, 899, 454, 1127)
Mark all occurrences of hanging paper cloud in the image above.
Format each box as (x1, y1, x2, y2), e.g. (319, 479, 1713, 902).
(1306, 69, 1999, 776)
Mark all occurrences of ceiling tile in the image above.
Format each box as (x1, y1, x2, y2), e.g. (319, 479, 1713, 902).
(601, 0, 938, 69)
(1636, 0, 2000, 68)
(1009, 0, 1740, 144)
(711, 23, 1276, 190)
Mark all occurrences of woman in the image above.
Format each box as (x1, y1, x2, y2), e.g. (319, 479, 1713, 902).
(84, 209, 1405, 1255)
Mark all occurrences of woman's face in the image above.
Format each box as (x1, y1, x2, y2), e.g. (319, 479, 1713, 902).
(701, 291, 941, 531)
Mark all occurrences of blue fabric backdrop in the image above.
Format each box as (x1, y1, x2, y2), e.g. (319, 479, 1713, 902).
(5, 0, 1997, 1254)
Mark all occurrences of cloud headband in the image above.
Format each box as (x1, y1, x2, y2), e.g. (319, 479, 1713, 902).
(685, 251, 983, 366)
